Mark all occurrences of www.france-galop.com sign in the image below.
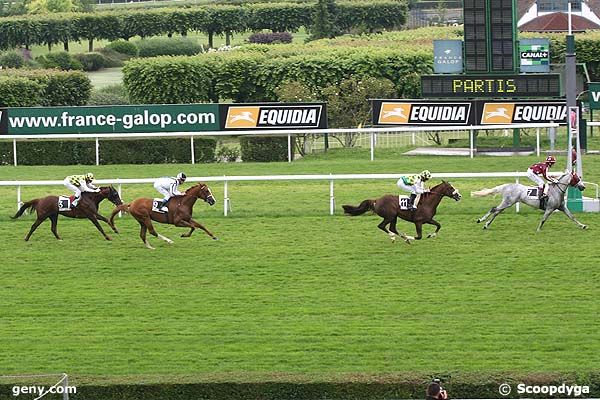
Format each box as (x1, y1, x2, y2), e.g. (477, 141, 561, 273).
(588, 82, 600, 111)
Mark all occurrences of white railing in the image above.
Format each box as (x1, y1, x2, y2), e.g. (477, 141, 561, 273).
(4, 171, 594, 216)
(0, 123, 559, 165)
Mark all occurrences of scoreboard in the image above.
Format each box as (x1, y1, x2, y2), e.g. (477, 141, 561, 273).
(421, 74, 561, 98)
(464, 0, 516, 73)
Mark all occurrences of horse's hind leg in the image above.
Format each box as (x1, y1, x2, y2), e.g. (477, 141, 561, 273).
(138, 222, 154, 249)
(49, 214, 61, 240)
(426, 219, 441, 238)
(24, 217, 45, 241)
(558, 205, 588, 230)
(477, 207, 496, 223)
(145, 218, 174, 245)
(482, 199, 515, 229)
(377, 218, 396, 242)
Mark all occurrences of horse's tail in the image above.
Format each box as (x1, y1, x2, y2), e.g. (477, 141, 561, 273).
(11, 199, 38, 219)
(342, 199, 375, 216)
(471, 184, 508, 197)
(109, 203, 130, 226)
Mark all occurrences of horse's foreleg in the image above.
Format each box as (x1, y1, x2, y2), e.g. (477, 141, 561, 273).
(88, 215, 112, 241)
(558, 205, 588, 230)
(96, 213, 119, 234)
(177, 219, 218, 240)
(49, 214, 61, 240)
(24, 217, 45, 241)
(426, 219, 441, 238)
(413, 222, 423, 240)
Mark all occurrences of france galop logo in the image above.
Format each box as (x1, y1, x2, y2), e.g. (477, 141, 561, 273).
(225, 107, 260, 128)
(481, 103, 515, 124)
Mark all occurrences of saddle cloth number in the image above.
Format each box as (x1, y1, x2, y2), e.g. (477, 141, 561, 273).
(58, 196, 71, 211)
(399, 196, 410, 210)
(152, 199, 164, 212)
(527, 188, 539, 198)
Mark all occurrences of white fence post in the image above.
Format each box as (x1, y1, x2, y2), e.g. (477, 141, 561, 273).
(329, 175, 335, 215)
(516, 175, 520, 213)
(95, 137, 100, 165)
(223, 178, 229, 217)
(536, 128, 540, 157)
(469, 130, 474, 159)
(13, 139, 17, 166)
(287, 135, 292, 163)
(17, 185, 21, 211)
(370, 133, 375, 161)
(117, 182, 123, 218)
(190, 136, 195, 164)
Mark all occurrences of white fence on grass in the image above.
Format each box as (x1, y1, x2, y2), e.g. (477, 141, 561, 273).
(0, 123, 559, 165)
(3, 172, 597, 216)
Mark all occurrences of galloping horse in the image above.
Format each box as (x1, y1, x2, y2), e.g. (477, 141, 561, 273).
(342, 181, 462, 243)
(110, 183, 217, 249)
(11, 186, 122, 241)
(472, 171, 587, 231)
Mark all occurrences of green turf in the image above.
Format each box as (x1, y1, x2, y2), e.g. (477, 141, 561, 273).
(0, 150, 599, 382)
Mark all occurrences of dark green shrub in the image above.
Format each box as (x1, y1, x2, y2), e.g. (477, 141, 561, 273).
(73, 52, 106, 71)
(216, 144, 240, 162)
(106, 39, 138, 56)
(0, 68, 92, 106)
(135, 37, 202, 57)
(0, 138, 216, 165)
(248, 32, 293, 44)
(97, 47, 128, 67)
(88, 84, 129, 105)
(0, 76, 43, 106)
(240, 136, 289, 162)
(0, 51, 24, 68)
(36, 51, 83, 71)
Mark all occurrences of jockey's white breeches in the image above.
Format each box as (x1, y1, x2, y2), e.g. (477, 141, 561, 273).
(154, 182, 172, 200)
(63, 179, 82, 198)
(526, 168, 545, 187)
(397, 181, 418, 194)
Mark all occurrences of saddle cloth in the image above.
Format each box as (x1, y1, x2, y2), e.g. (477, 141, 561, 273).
(152, 198, 167, 213)
(58, 195, 74, 211)
(398, 195, 411, 210)
(526, 187, 539, 199)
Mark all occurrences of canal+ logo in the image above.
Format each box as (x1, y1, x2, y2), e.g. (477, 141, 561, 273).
(225, 105, 323, 129)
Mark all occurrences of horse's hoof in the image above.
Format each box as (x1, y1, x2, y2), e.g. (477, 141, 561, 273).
(582, 225, 588, 230)
(404, 239, 411, 244)
(212, 236, 219, 241)
(476, 219, 481, 223)
(106, 236, 112, 241)
(483, 225, 488, 230)
(427, 233, 436, 239)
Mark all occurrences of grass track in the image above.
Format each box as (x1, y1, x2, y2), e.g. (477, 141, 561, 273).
(1, 150, 599, 381)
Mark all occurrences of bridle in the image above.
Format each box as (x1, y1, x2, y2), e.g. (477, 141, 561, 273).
(551, 174, 572, 194)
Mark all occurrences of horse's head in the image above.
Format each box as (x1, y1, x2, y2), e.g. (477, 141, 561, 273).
(100, 186, 123, 206)
(569, 172, 586, 191)
(186, 183, 216, 206)
(438, 181, 462, 201)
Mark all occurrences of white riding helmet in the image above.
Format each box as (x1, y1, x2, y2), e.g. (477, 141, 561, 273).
(176, 172, 187, 182)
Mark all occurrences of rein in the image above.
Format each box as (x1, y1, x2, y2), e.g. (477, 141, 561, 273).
(551, 175, 571, 194)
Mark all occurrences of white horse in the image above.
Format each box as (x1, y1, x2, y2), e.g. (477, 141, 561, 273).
(472, 171, 587, 232)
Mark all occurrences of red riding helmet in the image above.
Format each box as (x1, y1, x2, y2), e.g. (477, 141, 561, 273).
(545, 155, 556, 165)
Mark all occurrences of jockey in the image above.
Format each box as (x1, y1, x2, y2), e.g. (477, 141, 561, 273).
(527, 155, 557, 199)
(153, 172, 186, 212)
(63, 172, 99, 207)
(397, 170, 431, 210)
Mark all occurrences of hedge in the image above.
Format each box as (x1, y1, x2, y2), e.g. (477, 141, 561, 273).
(240, 136, 290, 162)
(0, 372, 599, 400)
(0, 1, 407, 50)
(0, 76, 43, 106)
(0, 138, 216, 165)
(123, 47, 431, 103)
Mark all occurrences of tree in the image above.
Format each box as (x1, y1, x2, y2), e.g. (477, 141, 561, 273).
(27, 0, 80, 14)
(322, 76, 397, 147)
(307, 0, 340, 41)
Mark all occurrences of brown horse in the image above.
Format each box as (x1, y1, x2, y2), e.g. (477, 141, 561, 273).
(342, 181, 462, 243)
(110, 183, 217, 249)
(11, 186, 123, 241)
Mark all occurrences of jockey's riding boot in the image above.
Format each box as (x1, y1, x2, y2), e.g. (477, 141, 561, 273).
(159, 199, 169, 212)
(409, 194, 417, 210)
